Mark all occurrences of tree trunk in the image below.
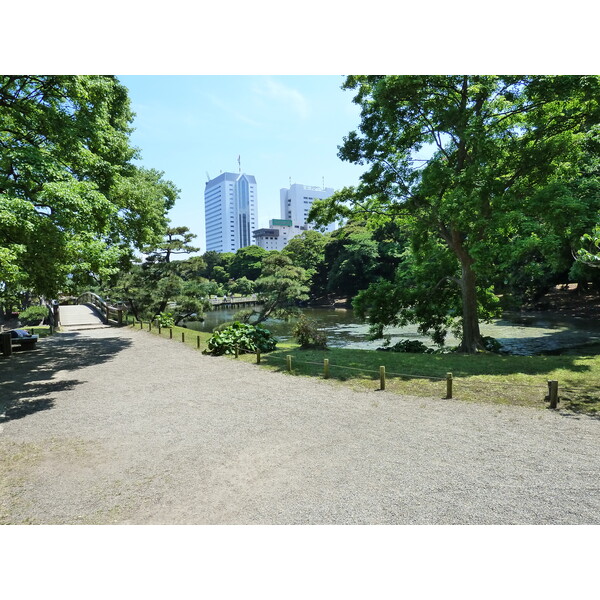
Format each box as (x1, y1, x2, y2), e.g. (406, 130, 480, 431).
(458, 258, 484, 353)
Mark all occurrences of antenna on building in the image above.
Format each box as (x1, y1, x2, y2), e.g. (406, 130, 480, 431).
(322, 176, 325, 188)
(238, 155, 241, 174)
(206, 172, 211, 182)
(289, 177, 292, 187)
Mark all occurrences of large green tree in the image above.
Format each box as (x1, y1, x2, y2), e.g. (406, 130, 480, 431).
(311, 75, 600, 352)
(0, 75, 177, 302)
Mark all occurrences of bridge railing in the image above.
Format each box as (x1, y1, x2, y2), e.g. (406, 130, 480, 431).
(77, 292, 125, 326)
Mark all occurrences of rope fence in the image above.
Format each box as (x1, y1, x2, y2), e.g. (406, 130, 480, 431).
(131, 319, 597, 410)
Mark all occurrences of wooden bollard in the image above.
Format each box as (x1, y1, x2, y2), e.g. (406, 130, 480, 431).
(158, 325, 162, 335)
(181, 331, 185, 343)
(286, 355, 292, 372)
(256, 349, 261, 364)
(140, 320, 143, 329)
(380, 366, 386, 390)
(197, 335, 200, 349)
(446, 372, 453, 399)
(169, 328, 173, 339)
(148, 322, 152, 332)
(548, 380, 559, 409)
(324, 358, 330, 379)
(235, 346, 239, 358)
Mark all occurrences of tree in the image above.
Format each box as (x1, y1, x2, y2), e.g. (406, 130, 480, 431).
(237, 254, 309, 325)
(0, 76, 176, 301)
(282, 230, 330, 300)
(111, 226, 206, 323)
(312, 75, 600, 352)
(229, 245, 269, 280)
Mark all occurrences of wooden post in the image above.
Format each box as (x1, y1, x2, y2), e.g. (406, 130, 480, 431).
(548, 380, 559, 409)
(286, 355, 292, 372)
(118, 309, 123, 326)
(148, 321, 152, 332)
(380, 366, 386, 390)
(181, 331, 185, 343)
(197, 335, 200, 349)
(140, 320, 143, 329)
(446, 373, 453, 399)
(50, 325, 53, 334)
(169, 328, 173, 339)
(105, 304, 110, 324)
(256, 349, 261, 364)
(158, 325, 162, 335)
(235, 346, 239, 358)
(324, 358, 330, 379)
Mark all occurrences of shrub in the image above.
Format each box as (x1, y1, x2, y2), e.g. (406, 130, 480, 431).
(377, 339, 433, 353)
(293, 316, 327, 349)
(19, 305, 48, 325)
(206, 321, 277, 356)
(481, 335, 503, 353)
(156, 312, 175, 327)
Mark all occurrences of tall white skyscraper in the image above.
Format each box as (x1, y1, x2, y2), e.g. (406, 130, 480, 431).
(279, 183, 336, 231)
(204, 172, 258, 252)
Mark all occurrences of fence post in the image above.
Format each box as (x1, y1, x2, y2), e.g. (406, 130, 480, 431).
(235, 346, 239, 358)
(140, 320, 143, 329)
(148, 321, 152, 332)
(446, 372, 453, 399)
(323, 358, 330, 379)
(548, 380, 559, 409)
(169, 328, 173, 339)
(256, 349, 261, 364)
(158, 324, 161, 335)
(286, 355, 292, 372)
(197, 335, 200, 349)
(379, 366, 386, 390)
(181, 331, 185, 343)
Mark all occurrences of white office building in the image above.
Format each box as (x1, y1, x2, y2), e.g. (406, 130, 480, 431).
(253, 219, 307, 251)
(204, 172, 258, 252)
(279, 183, 336, 232)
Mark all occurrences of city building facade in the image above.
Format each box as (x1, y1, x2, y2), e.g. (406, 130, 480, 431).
(279, 183, 336, 232)
(204, 172, 258, 252)
(253, 219, 307, 251)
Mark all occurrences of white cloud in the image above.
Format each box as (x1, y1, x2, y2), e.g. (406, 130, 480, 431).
(254, 78, 310, 119)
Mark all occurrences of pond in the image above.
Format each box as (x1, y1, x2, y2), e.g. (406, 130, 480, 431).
(183, 307, 600, 355)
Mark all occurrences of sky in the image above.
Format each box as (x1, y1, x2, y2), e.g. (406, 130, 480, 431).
(117, 75, 367, 251)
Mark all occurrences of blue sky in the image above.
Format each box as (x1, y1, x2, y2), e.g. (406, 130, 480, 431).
(118, 76, 368, 251)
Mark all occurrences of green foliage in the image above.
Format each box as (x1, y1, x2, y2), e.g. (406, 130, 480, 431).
(18, 304, 48, 325)
(311, 75, 600, 352)
(206, 321, 277, 356)
(247, 254, 310, 324)
(377, 339, 433, 354)
(229, 245, 268, 280)
(0, 76, 177, 299)
(231, 276, 254, 296)
(292, 316, 327, 349)
(156, 312, 175, 327)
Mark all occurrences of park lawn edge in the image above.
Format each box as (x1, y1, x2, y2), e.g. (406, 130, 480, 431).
(131, 323, 600, 415)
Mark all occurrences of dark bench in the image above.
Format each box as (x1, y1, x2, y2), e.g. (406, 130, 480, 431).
(0, 329, 39, 356)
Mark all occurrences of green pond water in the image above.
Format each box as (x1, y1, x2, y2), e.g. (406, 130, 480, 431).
(184, 307, 600, 355)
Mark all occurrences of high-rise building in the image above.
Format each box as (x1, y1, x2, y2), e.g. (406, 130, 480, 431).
(279, 183, 336, 231)
(204, 172, 258, 252)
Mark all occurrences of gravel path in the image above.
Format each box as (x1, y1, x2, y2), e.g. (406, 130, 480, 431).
(1, 326, 599, 524)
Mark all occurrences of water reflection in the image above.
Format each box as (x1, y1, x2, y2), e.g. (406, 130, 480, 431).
(184, 307, 600, 355)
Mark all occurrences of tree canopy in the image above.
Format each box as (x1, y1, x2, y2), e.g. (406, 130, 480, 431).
(0, 75, 177, 302)
(311, 75, 600, 352)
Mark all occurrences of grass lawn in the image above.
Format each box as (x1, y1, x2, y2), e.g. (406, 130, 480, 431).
(131, 322, 600, 415)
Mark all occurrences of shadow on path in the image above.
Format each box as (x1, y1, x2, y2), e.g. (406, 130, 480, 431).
(0, 331, 132, 423)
